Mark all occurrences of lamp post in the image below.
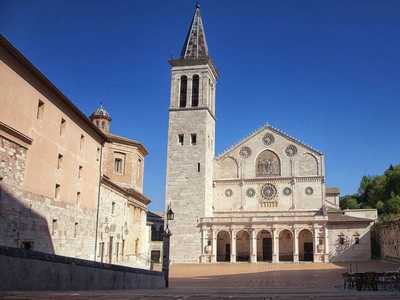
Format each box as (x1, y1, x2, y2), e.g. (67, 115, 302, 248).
(162, 206, 174, 287)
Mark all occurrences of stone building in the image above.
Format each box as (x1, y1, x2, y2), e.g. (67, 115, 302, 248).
(147, 211, 164, 265)
(90, 106, 150, 266)
(0, 34, 151, 266)
(164, 5, 377, 264)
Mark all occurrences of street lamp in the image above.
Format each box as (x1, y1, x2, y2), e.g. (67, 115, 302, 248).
(162, 205, 174, 287)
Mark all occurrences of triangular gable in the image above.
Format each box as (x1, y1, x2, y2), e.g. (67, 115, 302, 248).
(216, 123, 323, 160)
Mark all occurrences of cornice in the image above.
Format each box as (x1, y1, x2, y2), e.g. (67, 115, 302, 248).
(0, 35, 109, 144)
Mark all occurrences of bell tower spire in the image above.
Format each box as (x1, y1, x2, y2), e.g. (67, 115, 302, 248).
(165, 4, 219, 263)
(180, 3, 209, 59)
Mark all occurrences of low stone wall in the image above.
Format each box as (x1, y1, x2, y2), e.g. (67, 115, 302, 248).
(0, 246, 165, 291)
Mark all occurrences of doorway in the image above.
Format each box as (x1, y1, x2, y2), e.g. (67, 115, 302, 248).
(225, 244, 231, 261)
(263, 238, 272, 261)
(304, 243, 313, 261)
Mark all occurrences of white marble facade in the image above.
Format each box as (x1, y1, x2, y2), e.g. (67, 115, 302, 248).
(165, 5, 375, 264)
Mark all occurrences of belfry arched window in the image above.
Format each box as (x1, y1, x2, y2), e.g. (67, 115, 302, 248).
(192, 75, 199, 107)
(179, 75, 187, 107)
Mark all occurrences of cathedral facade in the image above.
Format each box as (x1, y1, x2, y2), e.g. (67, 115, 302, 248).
(165, 5, 376, 264)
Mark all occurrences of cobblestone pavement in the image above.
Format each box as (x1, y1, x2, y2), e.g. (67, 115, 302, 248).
(1, 260, 400, 299)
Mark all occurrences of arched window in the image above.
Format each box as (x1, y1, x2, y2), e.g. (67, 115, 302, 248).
(192, 75, 199, 107)
(95, 120, 99, 127)
(101, 121, 105, 130)
(158, 225, 164, 241)
(179, 76, 187, 107)
(151, 225, 157, 241)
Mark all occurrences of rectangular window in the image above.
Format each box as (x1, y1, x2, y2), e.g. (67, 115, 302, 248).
(21, 241, 34, 250)
(191, 134, 197, 145)
(60, 118, 66, 136)
(339, 237, 344, 245)
(111, 201, 116, 214)
(57, 154, 63, 169)
(198, 163, 201, 172)
(319, 239, 323, 245)
(76, 191, 81, 204)
(151, 250, 161, 263)
(52, 219, 58, 235)
(178, 134, 184, 146)
(74, 222, 78, 238)
(37, 100, 44, 119)
(78, 165, 83, 178)
(55, 184, 60, 199)
(355, 237, 360, 244)
(80, 134, 85, 150)
(114, 158, 123, 173)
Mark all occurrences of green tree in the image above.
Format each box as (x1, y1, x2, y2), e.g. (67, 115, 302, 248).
(339, 195, 358, 210)
(384, 192, 400, 215)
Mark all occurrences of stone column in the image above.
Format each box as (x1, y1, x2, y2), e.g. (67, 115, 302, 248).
(250, 228, 257, 263)
(200, 226, 207, 263)
(187, 77, 193, 107)
(293, 228, 299, 263)
(272, 228, 279, 263)
(313, 227, 319, 262)
(324, 226, 329, 262)
(230, 228, 236, 263)
(212, 227, 217, 263)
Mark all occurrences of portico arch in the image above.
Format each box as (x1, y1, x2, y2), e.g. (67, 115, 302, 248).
(217, 230, 230, 262)
(257, 229, 273, 261)
(279, 229, 293, 262)
(298, 229, 314, 261)
(236, 230, 250, 261)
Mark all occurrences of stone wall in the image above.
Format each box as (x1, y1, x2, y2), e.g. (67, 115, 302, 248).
(375, 218, 400, 260)
(0, 246, 165, 290)
(0, 135, 26, 185)
(0, 179, 97, 259)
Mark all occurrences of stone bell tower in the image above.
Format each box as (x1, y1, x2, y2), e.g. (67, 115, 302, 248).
(165, 4, 219, 263)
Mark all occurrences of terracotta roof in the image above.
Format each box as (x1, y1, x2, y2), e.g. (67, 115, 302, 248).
(326, 187, 340, 194)
(328, 214, 373, 223)
(106, 133, 149, 156)
(101, 176, 151, 206)
(180, 3, 209, 59)
(326, 206, 344, 213)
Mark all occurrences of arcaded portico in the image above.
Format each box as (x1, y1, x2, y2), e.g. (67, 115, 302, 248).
(200, 216, 330, 263)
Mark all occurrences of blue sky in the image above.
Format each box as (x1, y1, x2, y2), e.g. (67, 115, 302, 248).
(1, 1, 399, 212)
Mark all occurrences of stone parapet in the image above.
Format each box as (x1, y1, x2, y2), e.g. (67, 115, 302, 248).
(0, 246, 165, 290)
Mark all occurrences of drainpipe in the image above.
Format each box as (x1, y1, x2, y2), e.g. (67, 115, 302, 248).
(94, 143, 104, 261)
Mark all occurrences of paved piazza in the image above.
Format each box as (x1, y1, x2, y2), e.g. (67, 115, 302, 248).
(1, 261, 400, 299)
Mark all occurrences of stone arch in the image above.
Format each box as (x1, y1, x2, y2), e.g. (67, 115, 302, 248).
(298, 153, 318, 176)
(217, 230, 230, 262)
(192, 74, 199, 107)
(298, 229, 314, 261)
(279, 229, 293, 262)
(256, 150, 281, 177)
(179, 75, 187, 107)
(236, 229, 250, 261)
(218, 156, 239, 179)
(257, 229, 273, 261)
